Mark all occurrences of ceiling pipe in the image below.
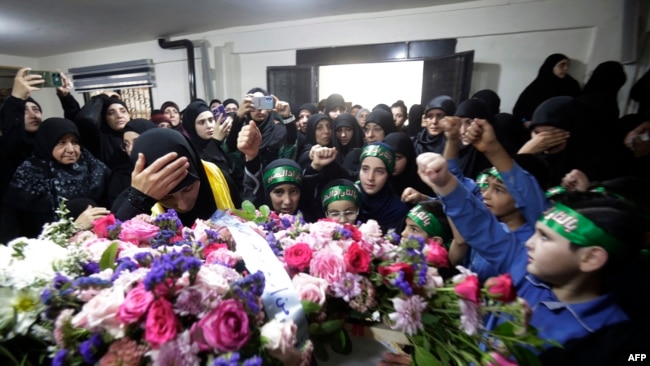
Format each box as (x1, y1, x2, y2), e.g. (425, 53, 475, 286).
(158, 37, 197, 100)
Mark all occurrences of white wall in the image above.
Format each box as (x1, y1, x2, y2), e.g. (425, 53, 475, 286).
(0, 0, 627, 119)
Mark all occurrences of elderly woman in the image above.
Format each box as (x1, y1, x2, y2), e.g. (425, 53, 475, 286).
(0, 118, 111, 241)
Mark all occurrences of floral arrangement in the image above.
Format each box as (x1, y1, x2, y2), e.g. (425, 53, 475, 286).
(1, 204, 312, 366)
(255, 214, 545, 365)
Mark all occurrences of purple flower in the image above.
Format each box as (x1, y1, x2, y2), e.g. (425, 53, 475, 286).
(134, 252, 154, 267)
(52, 349, 67, 366)
(213, 352, 240, 366)
(40, 288, 54, 305)
(79, 333, 104, 364)
(53, 272, 70, 289)
(243, 355, 263, 366)
(388, 295, 428, 336)
(111, 257, 139, 281)
(175, 287, 205, 316)
(82, 262, 100, 275)
(392, 270, 414, 296)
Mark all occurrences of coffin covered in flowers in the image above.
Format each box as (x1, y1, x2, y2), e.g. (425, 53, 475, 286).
(0, 201, 544, 366)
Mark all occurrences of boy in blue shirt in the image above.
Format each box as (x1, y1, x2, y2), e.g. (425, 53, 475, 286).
(415, 120, 644, 350)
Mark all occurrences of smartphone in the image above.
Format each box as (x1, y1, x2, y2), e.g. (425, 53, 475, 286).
(27, 70, 64, 88)
(253, 96, 275, 110)
(212, 104, 226, 122)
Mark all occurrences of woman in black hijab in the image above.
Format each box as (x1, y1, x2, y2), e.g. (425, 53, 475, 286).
(296, 114, 333, 169)
(383, 131, 434, 198)
(113, 128, 241, 227)
(182, 100, 233, 177)
(1, 118, 110, 240)
(454, 99, 493, 180)
(572, 61, 628, 182)
(512, 53, 581, 124)
(405, 103, 424, 138)
(332, 113, 364, 165)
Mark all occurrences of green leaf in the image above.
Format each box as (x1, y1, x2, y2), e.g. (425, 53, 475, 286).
(329, 329, 352, 355)
(421, 313, 439, 326)
(510, 345, 543, 366)
(301, 300, 321, 315)
(320, 319, 344, 334)
(99, 242, 119, 270)
(259, 205, 271, 218)
(242, 200, 256, 214)
(414, 344, 441, 366)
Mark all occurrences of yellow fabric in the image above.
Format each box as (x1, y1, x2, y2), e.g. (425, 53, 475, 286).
(151, 160, 235, 216)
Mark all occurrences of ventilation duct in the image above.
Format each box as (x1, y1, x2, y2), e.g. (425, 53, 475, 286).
(68, 59, 155, 92)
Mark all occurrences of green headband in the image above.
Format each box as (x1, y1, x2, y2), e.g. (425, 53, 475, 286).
(407, 204, 447, 240)
(487, 167, 502, 181)
(263, 166, 302, 189)
(545, 186, 567, 198)
(360, 144, 395, 174)
(321, 184, 361, 208)
(476, 173, 489, 189)
(539, 202, 624, 257)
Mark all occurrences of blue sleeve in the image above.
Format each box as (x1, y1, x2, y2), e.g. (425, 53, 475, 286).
(440, 180, 527, 275)
(448, 158, 482, 200)
(499, 162, 550, 226)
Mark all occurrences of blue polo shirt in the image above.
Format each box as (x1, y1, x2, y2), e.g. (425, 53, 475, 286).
(440, 179, 628, 349)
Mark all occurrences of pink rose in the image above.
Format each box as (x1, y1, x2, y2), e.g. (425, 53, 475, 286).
(454, 275, 480, 303)
(309, 248, 347, 284)
(284, 243, 313, 271)
(205, 248, 241, 267)
(203, 243, 228, 259)
(292, 273, 328, 306)
(425, 239, 450, 268)
(72, 287, 125, 338)
(83, 238, 138, 263)
(484, 274, 516, 303)
(191, 299, 251, 352)
(261, 319, 297, 354)
(145, 298, 178, 349)
(358, 219, 383, 238)
(118, 283, 154, 324)
(344, 242, 371, 274)
(93, 214, 116, 238)
(119, 219, 159, 246)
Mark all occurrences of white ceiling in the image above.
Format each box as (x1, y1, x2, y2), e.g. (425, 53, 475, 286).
(1, 0, 471, 58)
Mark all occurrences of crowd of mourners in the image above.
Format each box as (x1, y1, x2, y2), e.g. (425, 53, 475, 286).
(1, 53, 649, 365)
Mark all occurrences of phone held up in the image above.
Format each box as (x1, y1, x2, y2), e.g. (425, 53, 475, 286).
(212, 104, 226, 123)
(27, 70, 64, 88)
(252, 96, 275, 110)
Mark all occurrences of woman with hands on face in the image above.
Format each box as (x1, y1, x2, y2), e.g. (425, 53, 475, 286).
(113, 128, 239, 226)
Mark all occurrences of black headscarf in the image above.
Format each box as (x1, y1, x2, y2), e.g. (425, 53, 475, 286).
(472, 89, 501, 115)
(383, 132, 433, 198)
(182, 100, 213, 152)
(332, 113, 364, 164)
(513, 53, 581, 123)
(324, 94, 346, 115)
(130, 128, 219, 226)
(414, 96, 456, 155)
(372, 104, 391, 114)
(124, 118, 157, 135)
(4, 118, 110, 226)
(365, 109, 396, 136)
(406, 104, 424, 138)
(455, 99, 492, 179)
(573, 61, 628, 182)
(299, 103, 318, 115)
(296, 114, 333, 168)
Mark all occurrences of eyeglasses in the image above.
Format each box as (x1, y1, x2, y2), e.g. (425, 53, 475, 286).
(326, 210, 359, 219)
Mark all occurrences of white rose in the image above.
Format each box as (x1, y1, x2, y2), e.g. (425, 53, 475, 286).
(261, 319, 297, 354)
(292, 273, 328, 306)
